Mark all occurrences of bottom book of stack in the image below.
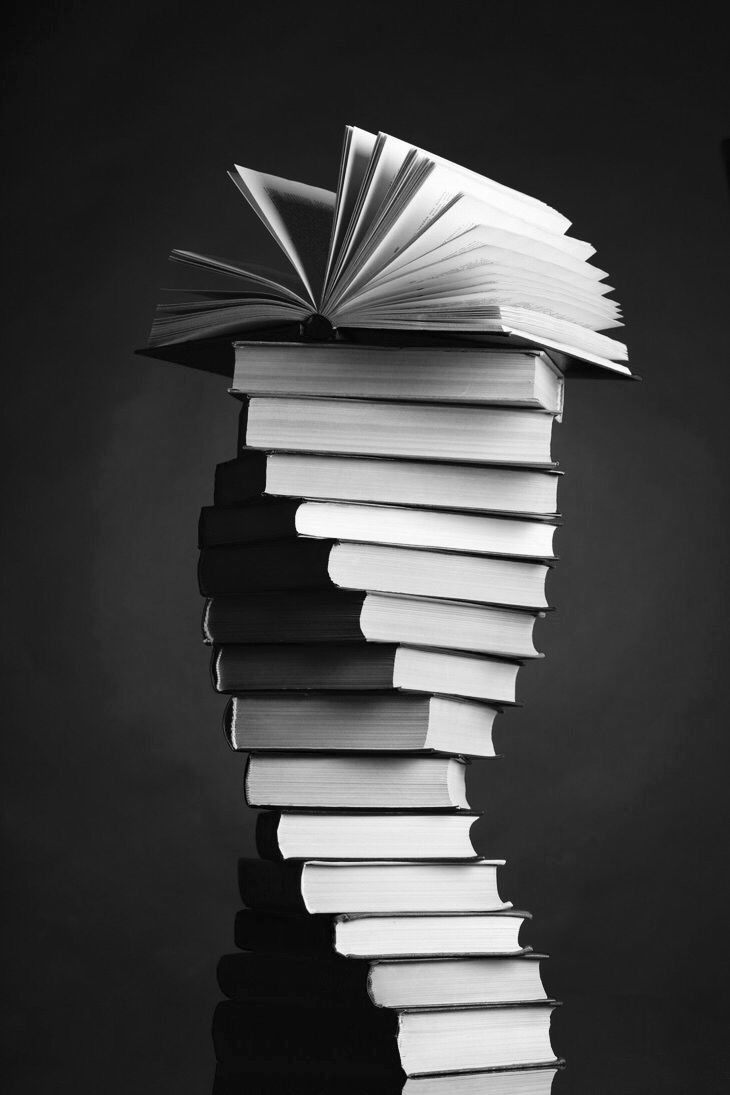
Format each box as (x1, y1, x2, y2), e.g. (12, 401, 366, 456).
(211, 855, 563, 1093)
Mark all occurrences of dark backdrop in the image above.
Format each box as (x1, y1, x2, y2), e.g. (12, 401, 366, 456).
(3, 3, 729, 1092)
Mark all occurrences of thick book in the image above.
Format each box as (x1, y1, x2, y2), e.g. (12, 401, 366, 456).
(227, 693, 498, 756)
(232, 908, 532, 959)
(199, 499, 557, 558)
(399, 1003, 559, 1075)
(265, 453, 561, 516)
(199, 538, 550, 609)
(246, 397, 556, 466)
(205, 590, 542, 658)
(231, 343, 564, 412)
(217, 950, 548, 1008)
(331, 910, 533, 959)
(148, 124, 629, 374)
(214, 643, 520, 704)
(237, 857, 508, 914)
(213, 1063, 561, 1095)
(244, 754, 472, 809)
(296, 501, 558, 559)
(369, 955, 549, 1009)
(256, 810, 480, 860)
(212, 998, 559, 1074)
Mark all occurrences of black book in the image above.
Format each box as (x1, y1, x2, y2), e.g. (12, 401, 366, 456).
(237, 857, 507, 915)
(212, 1062, 561, 1095)
(200, 498, 558, 556)
(213, 998, 559, 1074)
(203, 590, 367, 644)
(233, 909, 336, 957)
(216, 950, 370, 1005)
(212, 1061, 404, 1095)
(212, 998, 398, 1066)
(199, 538, 549, 609)
(214, 643, 519, 704)
(199, 499, 299, 547)
(204, 590, 541, 659)
(232, 908, 533, 960)
(217, 950, 549, 1009)
(198, 539, 332, 597)
(213, 452, 267, 506)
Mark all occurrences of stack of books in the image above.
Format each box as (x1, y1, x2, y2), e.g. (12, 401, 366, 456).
(202, 342, 566, 1095)
(146, 126, 632, 1093)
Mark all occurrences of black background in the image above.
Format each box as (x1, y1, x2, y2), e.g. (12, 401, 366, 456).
(3, 3, 730, 1092)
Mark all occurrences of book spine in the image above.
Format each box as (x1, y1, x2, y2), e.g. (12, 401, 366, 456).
(216, 950, 371, 1003)
(198, 540, 333, 597)
(212, 999, 399, 1065)
(213, 452, 268, 506)
(237, 857, 307, 914)
(236, 401, 249, 451)
(254, 811, 282, 861)
(233, 908, 337, 956)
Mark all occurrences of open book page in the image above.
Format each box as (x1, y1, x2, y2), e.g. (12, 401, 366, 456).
(334, 280, 620, 332)
(336, 301, 628, 366)
(229, 166, 335, 306)
(349, 212, 607, 302)
(334, 132, 574, 300)
(148, 124, 631, 374)
(148, 295, 307, 346)
(334, 153, 440, 299)
(339, 246, 621, 327)
(372, 193, 597, 276)
(424, 150, 572, 234)
(326, 157, 453, 309)
(324, 126, 378, 289)
(347, 243, 616, 311)
(170, 250, 311, 304)
(328, 190, 600, 313)
(496, 308, 628, 359)
(322, 131, 416, 305)
(339, 270, 621, 331)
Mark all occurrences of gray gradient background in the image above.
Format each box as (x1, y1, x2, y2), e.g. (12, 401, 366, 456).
(3, 3, 730, 1092)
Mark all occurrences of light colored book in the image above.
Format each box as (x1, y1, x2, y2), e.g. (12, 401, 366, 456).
(265, 453, 560, 516)
(231, 342, 564, 412)
(244, 755, 471, 809)
(246, 396, 556, 465)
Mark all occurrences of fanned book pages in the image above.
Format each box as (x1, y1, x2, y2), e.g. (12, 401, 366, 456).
(147, 124, 630, 374)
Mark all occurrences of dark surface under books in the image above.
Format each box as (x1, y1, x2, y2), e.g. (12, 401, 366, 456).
(4, 4, 730, 1094)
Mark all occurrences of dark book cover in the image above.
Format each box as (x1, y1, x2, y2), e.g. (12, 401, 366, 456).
(213, 452, 268, 506)
(198, 538, 333, 597)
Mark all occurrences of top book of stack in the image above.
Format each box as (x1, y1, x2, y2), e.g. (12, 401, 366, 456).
(147, 125, 630, 377)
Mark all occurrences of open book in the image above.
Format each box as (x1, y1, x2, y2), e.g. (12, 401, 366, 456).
(148, 125, 630, 374)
